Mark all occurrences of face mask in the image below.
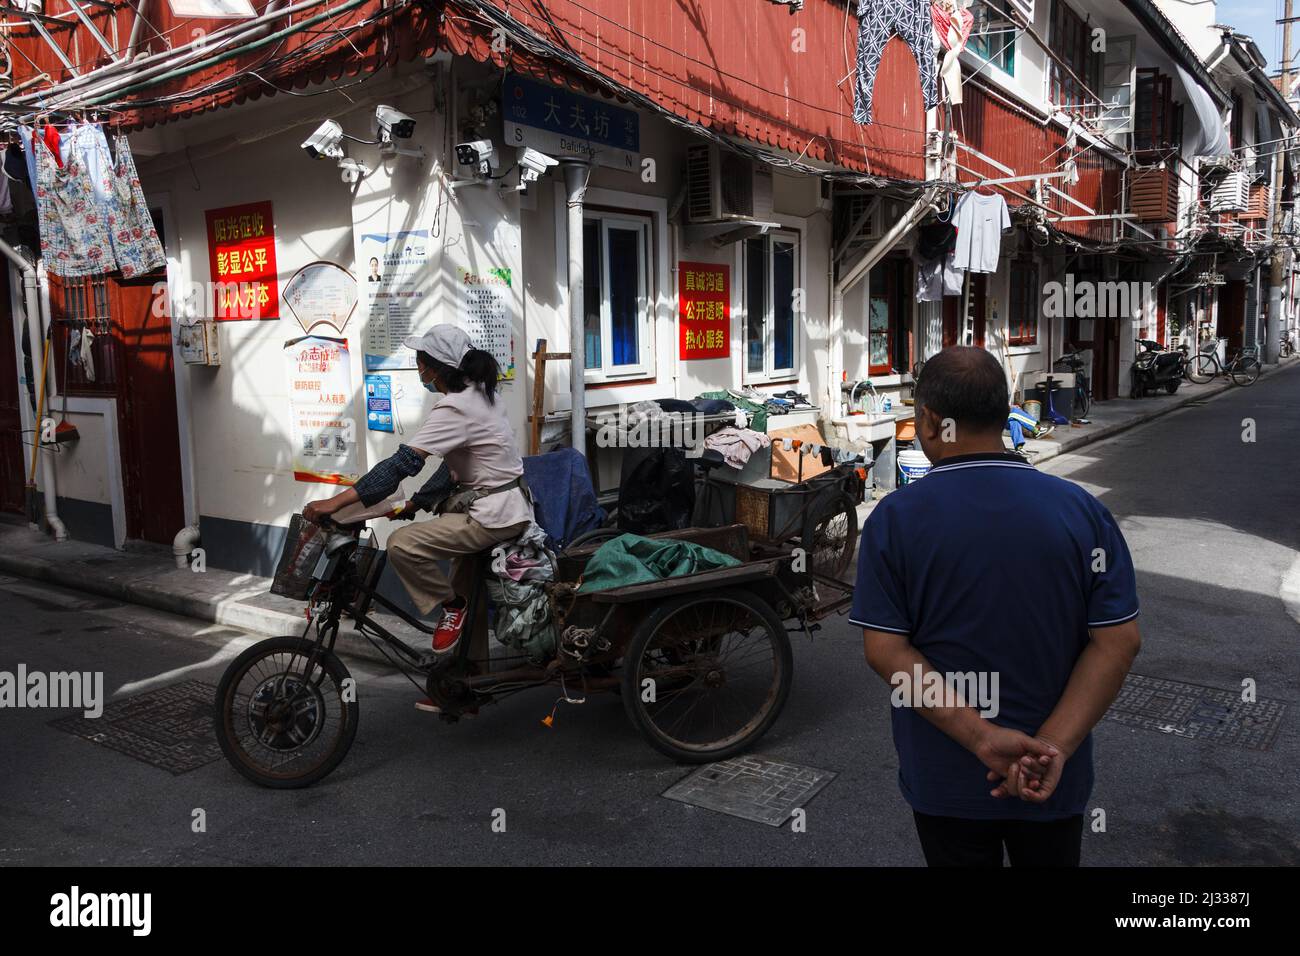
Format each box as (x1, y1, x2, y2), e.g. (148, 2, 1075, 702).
(422, 379, 440, 395)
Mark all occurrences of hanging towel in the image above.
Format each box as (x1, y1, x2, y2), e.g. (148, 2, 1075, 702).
(703, 426, 772, 469)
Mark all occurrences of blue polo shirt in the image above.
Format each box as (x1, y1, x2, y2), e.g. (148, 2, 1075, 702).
(850, 452, 1139, 820)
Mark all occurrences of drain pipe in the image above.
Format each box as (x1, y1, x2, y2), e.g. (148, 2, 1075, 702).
(0, 241, 67, 540)
(173, 524, 200, 569)
(33, 261, 68, 540)
(561, 159, 589, 456)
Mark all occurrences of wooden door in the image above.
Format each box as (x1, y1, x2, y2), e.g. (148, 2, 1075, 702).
(116, 276, 185, 544)
(0, 265, 26, 513)
(1217, 281, 1245, 353)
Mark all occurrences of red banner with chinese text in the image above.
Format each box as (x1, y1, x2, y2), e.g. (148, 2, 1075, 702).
(205, 201, 279, 320)
(679, 261, 729, 359)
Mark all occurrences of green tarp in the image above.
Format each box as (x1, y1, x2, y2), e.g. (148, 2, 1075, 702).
(577, 534, 742, 594)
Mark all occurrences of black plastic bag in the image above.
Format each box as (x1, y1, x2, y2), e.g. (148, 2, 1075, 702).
(617, 447, 696, 535)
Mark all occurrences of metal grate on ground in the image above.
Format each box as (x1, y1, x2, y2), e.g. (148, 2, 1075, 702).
(662, 755, 836, 827)
(49, 679, 223, 775)
(1106, 673, 1287, 751)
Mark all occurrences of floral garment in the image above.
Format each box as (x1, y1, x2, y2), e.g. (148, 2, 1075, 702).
(108, 133, 165, 278)
(34, 139, 118, 278)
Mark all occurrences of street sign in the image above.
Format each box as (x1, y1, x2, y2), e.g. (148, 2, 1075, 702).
(502, 73, 640, 172)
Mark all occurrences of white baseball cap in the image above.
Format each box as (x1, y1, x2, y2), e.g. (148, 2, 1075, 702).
(404, 325, 472, 368)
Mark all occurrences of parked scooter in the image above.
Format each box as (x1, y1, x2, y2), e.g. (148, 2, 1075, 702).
(1130, 339, 1183, 398)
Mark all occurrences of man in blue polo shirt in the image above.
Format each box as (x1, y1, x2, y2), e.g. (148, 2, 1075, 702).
(853, 346, 1141, 867)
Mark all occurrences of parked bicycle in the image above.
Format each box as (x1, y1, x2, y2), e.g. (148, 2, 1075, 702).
(1052, 345, 1092, 419)
(1186, 343, 1262, 387)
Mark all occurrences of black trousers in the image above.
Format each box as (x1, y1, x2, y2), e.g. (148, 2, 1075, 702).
(912, 811, 1083, 867)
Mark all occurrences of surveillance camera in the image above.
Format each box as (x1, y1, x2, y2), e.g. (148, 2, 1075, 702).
(302, 120, 344, 160)
(375, 105, 416, 143)
(455, 139, 495, 177)
(518, 147, 559, 184)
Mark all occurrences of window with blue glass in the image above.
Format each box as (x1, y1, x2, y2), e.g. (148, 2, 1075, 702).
(582, 213, 652, 378)
(744, 232, 799, 382)
(969, 0, 1017, 76)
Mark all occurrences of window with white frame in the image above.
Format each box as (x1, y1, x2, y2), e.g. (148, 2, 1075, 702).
(582, 213, 653, 379)
(743, 232, 799, 381)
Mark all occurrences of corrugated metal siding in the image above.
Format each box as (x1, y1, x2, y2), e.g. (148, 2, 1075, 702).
(438, 0, 928, 179)
(3, 1, 929, 179)
(954, 82, 1124, 242)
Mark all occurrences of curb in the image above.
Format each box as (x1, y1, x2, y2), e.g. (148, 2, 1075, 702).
(1030, 360, 1298, 463)
(0, 548, 406, 664)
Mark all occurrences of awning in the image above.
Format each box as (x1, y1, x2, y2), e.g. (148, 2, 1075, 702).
(1175, 64, 1231, 158)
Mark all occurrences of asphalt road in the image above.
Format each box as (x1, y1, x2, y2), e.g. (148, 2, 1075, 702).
(2, 368, 1298, 866)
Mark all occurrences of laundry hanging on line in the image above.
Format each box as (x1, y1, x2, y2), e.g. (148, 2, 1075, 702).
(853, 0, 940, 125)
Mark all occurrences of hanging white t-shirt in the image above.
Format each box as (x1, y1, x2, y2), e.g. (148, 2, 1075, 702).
(406, 387, 534, 529)
(951, 192, 1010, 274)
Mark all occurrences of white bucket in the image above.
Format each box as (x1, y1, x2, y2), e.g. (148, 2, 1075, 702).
(897, 448, 931, 485)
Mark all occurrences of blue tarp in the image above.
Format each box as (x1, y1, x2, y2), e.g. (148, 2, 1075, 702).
(522, 447, 606, 549)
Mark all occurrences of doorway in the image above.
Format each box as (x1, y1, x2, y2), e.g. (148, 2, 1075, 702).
(52, 273, 184, 545)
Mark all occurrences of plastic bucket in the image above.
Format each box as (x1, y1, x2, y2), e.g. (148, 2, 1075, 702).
(1023, 399, 1042, 423)
(897, 448, 931, 485)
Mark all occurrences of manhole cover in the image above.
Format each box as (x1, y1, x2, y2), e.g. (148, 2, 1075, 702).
(50, 679, 222, 774)
(662, 755, 836, 827)
(1106, 674, 1286, 751)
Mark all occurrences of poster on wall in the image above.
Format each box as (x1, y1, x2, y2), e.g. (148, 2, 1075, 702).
(458, 266, 516, 381)
(205, 200, 278, 320)
(357, 229, 430, 370)
(364, 373, 394, 433)
(283, 261, 358, 334)
(678, 261, 730, 360)
(283, 335, 359, 485)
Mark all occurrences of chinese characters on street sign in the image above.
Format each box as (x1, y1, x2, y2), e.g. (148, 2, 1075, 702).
(679, 261, 730, 360)
(205, 200, 278, 320)
(502, 73, 640, 171)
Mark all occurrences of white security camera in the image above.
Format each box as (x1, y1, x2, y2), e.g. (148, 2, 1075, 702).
(302, 120, 344, 160)
(518, 147, 559, 184)
(375, 105, 416, 143)
(455, 139, 495, 177)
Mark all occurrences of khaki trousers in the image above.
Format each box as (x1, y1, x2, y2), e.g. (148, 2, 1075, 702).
(386, 514, 530, 616)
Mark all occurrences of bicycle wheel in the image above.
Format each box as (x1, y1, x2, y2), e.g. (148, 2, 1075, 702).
(622, 590, 792, 763)
(564, 526, 623, 552)
(1187, 354, 1216, 384)
(215, 637, 358, 789)
(1075, 382, 1091, 418)
(1231, 358, 1261, 387)
(800, 490, 859, 580)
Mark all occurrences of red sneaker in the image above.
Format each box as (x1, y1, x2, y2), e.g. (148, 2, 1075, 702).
(432, 603, 466, 653)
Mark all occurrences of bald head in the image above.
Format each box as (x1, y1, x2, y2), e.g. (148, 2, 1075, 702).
(913, 346, 1009, 433)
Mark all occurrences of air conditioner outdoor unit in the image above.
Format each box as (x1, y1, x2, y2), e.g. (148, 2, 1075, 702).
(685, 143, 774, 222)
(1210, 168, 1249, 212)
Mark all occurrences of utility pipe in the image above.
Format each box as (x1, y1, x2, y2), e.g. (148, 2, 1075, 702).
(561, 159, 589, 456)
(83, 0, 368, 107)
(0, 241, 67, 540)
(33, 260, 67, 540)
(13, 0, 318, 107)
